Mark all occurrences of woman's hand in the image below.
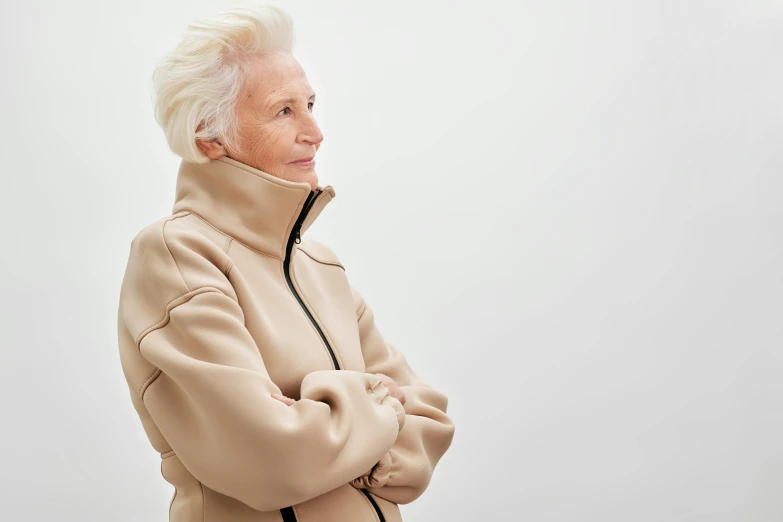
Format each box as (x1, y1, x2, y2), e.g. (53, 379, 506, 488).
(352, 450, 394, 488)
(375, 373, 406, 406)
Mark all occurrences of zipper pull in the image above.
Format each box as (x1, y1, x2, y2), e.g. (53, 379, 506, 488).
(294, 225, 302, 244)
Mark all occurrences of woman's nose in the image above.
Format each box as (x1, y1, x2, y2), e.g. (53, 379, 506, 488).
(300, 113, 324, 146)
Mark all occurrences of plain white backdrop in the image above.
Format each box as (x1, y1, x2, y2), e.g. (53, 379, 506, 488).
(1, 0, 782, 520)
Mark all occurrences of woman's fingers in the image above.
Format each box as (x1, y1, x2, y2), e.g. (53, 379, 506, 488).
(375, 373, 406, 406)
(271, 393, 296, 406)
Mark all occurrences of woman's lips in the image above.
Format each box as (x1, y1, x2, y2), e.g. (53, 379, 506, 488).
(291, 158, 315, 167)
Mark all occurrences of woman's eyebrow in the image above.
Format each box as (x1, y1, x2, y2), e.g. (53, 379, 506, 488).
(271, 94, 317, 107)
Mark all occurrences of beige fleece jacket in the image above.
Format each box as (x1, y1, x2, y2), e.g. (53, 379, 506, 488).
(117, 156, 455, 522)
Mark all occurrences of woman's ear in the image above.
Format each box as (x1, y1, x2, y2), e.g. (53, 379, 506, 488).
(196, 137, 227, 160)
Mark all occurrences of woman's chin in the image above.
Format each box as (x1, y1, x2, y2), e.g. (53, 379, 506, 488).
(299, 169, 319, 190)
(308, 175, 320, 190)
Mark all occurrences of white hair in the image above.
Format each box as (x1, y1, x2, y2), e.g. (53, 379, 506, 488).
(152, 3, 295, 163)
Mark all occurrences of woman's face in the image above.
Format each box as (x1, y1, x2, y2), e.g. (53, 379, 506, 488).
(198, 52, 324, 190)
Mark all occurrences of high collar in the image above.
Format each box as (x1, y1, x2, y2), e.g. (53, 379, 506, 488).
(172, 156, 336, 259)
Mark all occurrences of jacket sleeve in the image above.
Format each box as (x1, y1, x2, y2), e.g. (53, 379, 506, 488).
(348, 287, 456, 504)
(120, 225, 406, 512)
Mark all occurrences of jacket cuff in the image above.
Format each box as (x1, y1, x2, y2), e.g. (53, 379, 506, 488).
(350, 449, 393, 489)
(367, 377, 406, 432)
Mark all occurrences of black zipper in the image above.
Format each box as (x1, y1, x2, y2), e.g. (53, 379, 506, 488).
(279, 189, 386, 522)
(282, 189, 340, 370)
(281, 491, 386, 522)
(280, 507, 298, 522)
(361, 489, 387, 522)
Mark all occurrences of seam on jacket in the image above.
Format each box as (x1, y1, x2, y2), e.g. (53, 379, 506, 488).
(290, 273, 345, 369)
(297, 245, 345, 270)
(291, 505, 300, 521)
(136, 287, 229, 399)
(140, 368, 162, 397)
(278, 257, 287, 290)
(167, 212, 236, 276)
(162, 458, 176, 519)
(169, 485, 178, 520)
(134, 286, 227, 348)
(188, 212, 283, 261)
(356, 295, 368, 321)
(200, 481, 205, 522)
(224, 238, 235, 277)
(162, 216, 191, 293)
(169, 488, 177, 520)
(161, 449, 175, 459)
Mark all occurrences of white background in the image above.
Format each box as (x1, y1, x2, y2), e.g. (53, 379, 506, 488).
(1, 1, 782, 521)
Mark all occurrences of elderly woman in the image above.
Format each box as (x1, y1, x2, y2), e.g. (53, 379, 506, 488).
(117, 4, 454, 522)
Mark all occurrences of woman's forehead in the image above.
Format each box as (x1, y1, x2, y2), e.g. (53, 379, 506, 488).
(242, 53, 312, 100)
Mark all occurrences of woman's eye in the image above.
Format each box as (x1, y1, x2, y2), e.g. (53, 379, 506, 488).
(308, 102, 314, 111)
(278, 107, 291, 116)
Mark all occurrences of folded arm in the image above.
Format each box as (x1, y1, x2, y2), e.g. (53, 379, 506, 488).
(349, 287, 456, 504)
(121, 226, 405, 512)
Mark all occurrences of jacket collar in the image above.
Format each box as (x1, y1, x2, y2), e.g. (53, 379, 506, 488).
(172, 156, 336, 259)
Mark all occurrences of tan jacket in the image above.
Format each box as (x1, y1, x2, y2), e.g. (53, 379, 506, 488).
(117, 156, 455, 522)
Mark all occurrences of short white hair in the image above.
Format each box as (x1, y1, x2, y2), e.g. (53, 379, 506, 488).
(152, 3, 295, 163)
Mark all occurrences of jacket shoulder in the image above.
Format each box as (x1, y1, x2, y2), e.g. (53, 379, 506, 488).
(119, 213, 234, 342)
(297, 236, 344, 270)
